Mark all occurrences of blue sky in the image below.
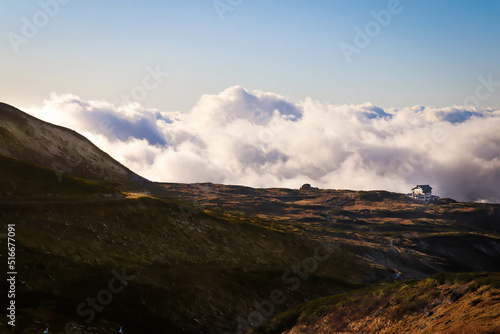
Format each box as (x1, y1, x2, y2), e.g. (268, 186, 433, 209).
(1, 0, 500, 111)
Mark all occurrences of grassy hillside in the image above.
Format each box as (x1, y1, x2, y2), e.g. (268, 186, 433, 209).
(1, 181, 499, 333)
(153, 184, 500, 279)
(0, 195, 376, 333)
(251, 272, 500, 334)
(0, 154, 121, 199)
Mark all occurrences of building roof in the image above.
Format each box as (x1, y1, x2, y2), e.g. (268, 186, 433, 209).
(412, 185, 432, 192)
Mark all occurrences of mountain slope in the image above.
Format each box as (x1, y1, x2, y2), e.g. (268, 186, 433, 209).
(0, 102, 146, 187)
(2, 180, 497, 333)
(0, 154, 121, 200)
(250, 272, 500, 334)
(153, 184, 500, 279)
(0, 195, 375, 333)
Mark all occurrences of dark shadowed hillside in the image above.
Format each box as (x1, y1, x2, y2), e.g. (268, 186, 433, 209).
(0, 167, 376, 333)
(0, 154, 121, 200)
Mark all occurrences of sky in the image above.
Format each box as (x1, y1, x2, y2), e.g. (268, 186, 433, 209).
(1, 1, 500, 201)
(2, 0, 500, 110)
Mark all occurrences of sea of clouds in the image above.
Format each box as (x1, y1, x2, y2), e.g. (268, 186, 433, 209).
(26, 86, 500, 202)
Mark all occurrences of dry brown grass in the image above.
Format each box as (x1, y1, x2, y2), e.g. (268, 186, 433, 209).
(255, 273, 500, 334)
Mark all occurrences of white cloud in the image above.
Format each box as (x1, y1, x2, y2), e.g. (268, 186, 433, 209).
(26, 86, 500, 203)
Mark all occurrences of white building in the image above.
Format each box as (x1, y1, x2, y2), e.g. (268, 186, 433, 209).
(409, 185, 439, 202)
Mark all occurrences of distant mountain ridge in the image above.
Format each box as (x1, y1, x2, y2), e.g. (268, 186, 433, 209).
(0, 102, 147, 187)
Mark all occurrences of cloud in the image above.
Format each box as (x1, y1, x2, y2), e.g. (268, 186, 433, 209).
(29, 93, 170, 145)
(26, 86, 500, 203)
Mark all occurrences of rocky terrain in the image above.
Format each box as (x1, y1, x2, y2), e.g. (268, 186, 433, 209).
(156, 183, 500, 280)
(251, 272, 500, 334)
